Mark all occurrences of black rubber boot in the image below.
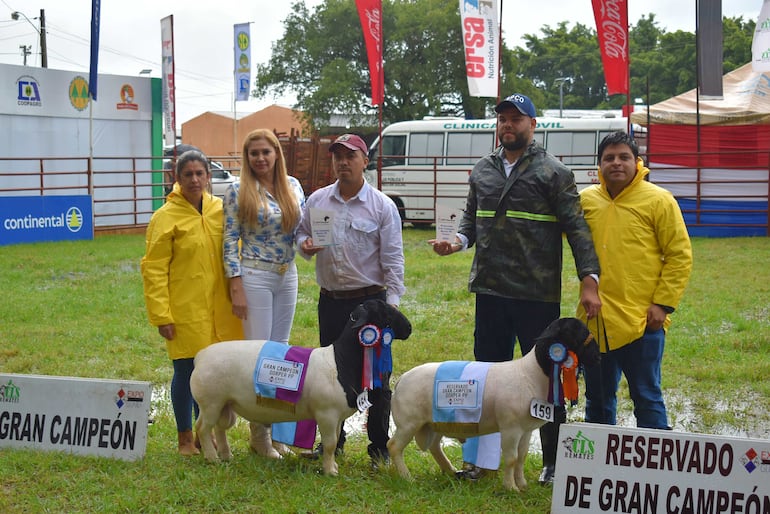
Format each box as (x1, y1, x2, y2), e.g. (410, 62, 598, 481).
(538, 408, 566, 485)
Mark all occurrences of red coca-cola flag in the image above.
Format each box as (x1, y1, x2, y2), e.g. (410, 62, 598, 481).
(356, 0, 384, 105)
(592, 0, 629, 96)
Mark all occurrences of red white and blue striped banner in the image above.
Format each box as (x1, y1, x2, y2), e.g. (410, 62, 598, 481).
(459, 0, 499, 98)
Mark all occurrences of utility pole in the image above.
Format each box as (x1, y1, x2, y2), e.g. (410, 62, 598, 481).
(20, 45, 31, 66)
(39, 9, 48, 68)
(11, 9, 47, 68)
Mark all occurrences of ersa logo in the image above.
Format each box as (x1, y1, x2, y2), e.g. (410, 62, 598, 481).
(17, 75, 42, 107)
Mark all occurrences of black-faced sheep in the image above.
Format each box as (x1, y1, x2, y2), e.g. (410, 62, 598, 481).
(387, 317, 599, 491)
(190, 299, 411, 476)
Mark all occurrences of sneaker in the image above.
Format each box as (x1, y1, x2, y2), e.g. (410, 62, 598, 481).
(368, 447, 390, 471)
(300, 443, 343, 460)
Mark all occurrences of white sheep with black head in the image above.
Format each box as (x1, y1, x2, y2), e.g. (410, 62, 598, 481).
(387, 317, 599, 491)
(190, 299, 411, 476)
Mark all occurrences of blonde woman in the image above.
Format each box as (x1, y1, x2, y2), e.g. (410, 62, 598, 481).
(223, 130, 305, 454)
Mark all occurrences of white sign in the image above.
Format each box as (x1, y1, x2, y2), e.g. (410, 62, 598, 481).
(459, 0, 499, 98)
(0, 373, 151, 461)
(309, 207, 335, 247)
(435, 380, 479, 409)
(552, 423, 770, 513)
(435, 203, 463, 243)
(256, 358, 303, 391)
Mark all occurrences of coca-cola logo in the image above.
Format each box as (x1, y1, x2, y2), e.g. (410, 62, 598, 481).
(597, 0, 627, 59)
(365, 8, 382, 49)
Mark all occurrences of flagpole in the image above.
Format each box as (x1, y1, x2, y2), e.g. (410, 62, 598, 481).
(625, 0, 631, 133)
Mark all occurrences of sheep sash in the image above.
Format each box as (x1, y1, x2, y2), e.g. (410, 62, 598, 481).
(253, 341, 317, 448)
(253, 341, 313, 410)
(432, 361, 491, 435)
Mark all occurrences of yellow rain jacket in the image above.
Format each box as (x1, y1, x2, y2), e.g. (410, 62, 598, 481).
(141, 186, 243, 360)
(576, 159, 692, 352)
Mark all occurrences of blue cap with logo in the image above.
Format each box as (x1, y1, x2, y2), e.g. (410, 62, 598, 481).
(494, 93, 537, 118)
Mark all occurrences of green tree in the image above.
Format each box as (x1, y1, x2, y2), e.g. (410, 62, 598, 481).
(513, 22, 605, 110)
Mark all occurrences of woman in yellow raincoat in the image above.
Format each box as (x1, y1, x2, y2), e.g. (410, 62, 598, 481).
(141, 150, 243, 456)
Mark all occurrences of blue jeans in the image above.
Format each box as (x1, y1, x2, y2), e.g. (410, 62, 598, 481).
(584, 328, 669, 429)
(171, 358, 199, 432)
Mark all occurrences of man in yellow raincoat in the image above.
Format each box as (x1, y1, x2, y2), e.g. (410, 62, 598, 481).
(576, 131, 692, 430)
(141, 150, 243, 455)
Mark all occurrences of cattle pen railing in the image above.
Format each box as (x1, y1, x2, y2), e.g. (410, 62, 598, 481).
(1, 150, 768, 237)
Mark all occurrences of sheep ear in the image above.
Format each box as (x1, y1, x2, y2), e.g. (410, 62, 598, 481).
(389, 307, 412, 340)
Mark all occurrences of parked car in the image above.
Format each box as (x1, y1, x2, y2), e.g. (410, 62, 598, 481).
(163, 145, 238, 198)
(209, 161, 238, 198)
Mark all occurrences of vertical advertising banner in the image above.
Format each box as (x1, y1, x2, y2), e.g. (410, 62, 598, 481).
(697, 0, 723, 99)
(355, 0, 384, 106)
(753, 0, 770, 72)
(160, 15, 175, 147)
(592, 0, 629, 96)
(459, 0, 499, 98)
(234, 23, 251, 102)
(88, 0, 100, 100)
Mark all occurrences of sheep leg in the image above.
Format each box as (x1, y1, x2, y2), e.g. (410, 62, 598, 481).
(317, 419, 341, 476)
(514, 430, 533, 490)
(248, 422, 281, 459)
(214, 406, 236, 461)
(194, 408, 222, 462)
(386, 427, 413, 479)
(500, 429, 525, 492)
(426, 432, 455, 475)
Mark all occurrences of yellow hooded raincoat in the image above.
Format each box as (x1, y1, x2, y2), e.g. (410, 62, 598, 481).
(576, 159, 693, 352)
(141, 187, 242, 360)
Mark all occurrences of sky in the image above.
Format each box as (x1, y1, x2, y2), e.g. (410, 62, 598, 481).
(0, 0, 761, 129)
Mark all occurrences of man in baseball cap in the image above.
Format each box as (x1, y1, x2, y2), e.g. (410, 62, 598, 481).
(494, 93, 537, 118)
(329, 133, 369, 154)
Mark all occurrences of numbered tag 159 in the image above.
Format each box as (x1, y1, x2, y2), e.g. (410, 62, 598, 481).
(530, 398, 554, 422)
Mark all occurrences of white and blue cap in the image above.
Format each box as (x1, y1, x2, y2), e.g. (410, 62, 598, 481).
(495, 93, 537, 118)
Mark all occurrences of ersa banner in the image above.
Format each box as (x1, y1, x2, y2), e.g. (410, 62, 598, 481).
(552, 423, 770, 513)
(459, 0, 499, 98)
(0, 195, 93, 246)
(0, 373, 151, 461)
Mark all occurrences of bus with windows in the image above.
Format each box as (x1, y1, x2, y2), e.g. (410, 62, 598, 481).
(366, 116, 642, 224)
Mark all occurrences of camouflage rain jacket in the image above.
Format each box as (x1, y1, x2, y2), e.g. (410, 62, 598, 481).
(458, 141, 599, 303)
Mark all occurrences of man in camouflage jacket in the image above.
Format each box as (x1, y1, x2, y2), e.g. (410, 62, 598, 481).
(432, 93, 601, 485)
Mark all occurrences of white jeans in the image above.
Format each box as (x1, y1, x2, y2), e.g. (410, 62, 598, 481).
(240, 262, 298, 343)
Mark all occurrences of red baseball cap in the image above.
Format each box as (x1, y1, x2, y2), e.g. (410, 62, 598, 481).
(329, 134, 368, 154)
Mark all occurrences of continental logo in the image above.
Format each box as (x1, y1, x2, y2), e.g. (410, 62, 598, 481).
(3, 206, 83, 233)
(69, 75, 90, 111)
